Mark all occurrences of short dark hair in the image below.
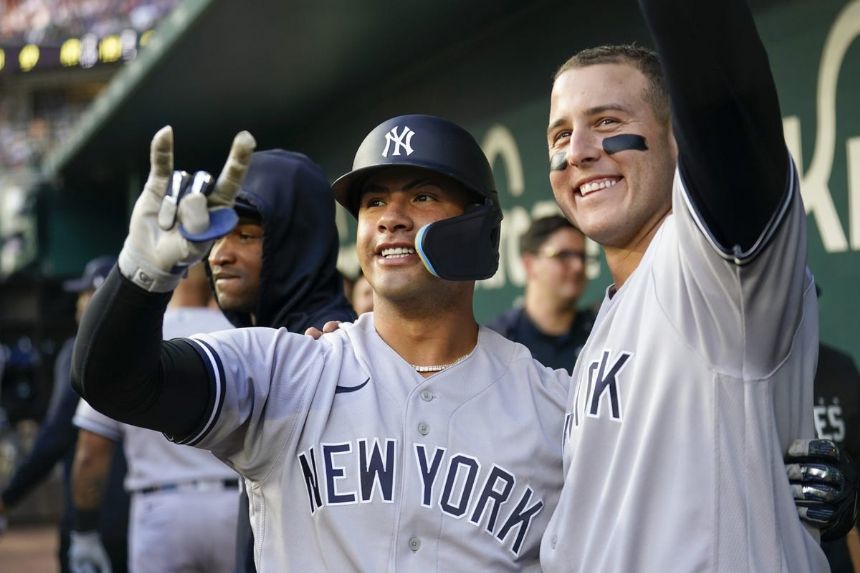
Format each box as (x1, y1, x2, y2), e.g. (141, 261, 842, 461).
(554, 44, 670, 123)
(519, 215, 581, 254)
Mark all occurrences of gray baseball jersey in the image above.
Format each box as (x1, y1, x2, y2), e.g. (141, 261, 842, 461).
(540, 164, 827, 572)
(179, 314, 569, 572)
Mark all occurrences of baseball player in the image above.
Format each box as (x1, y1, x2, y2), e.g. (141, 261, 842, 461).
(540, 0, 829, 570)
(812, 334, 860, 572)
(69, 263, 239, 573)
(0, 256, 129, 573)
(71, 117, 576, 571)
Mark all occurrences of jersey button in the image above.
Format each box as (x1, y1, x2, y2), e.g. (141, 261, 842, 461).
(409, 537, 421, 552)
(417, 422, 430, 436)
(420, 390, 434, 402)
(551, 535, 558, 549)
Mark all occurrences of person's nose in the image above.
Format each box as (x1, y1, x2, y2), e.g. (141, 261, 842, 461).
(208, 235, 236, 266)
(377, 195, 413, 233)
(566, 129, 601, 168)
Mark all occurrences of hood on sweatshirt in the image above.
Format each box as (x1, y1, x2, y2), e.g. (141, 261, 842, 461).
(208, 149, 356, 332)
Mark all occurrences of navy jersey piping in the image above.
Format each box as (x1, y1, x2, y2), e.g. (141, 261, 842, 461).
(679, 149, 798, 266)
(173, 338, 226, 446)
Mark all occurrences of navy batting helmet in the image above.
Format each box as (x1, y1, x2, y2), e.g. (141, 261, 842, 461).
(332, 114, 503, 281)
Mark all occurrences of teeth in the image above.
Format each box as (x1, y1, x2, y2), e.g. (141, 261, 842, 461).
(381, 247, 416, 258)
(580, 178, 619, 195)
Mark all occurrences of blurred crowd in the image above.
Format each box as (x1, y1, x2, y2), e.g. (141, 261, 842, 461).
(0, 0, 180, 170)
(0, 109, 82, 170)
(0, 0, 179, 47)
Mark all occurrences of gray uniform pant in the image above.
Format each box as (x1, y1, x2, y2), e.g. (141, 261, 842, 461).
(129, 485, 239, 572)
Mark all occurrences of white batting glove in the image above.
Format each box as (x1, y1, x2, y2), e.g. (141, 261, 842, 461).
(118, 126, 256, 292)
(69, 530, 112, 573)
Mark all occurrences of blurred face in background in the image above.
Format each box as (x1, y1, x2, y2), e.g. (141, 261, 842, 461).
(352, 275, 374, 315)
(524, 227, 589, 306)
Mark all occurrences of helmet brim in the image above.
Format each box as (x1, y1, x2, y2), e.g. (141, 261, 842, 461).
(332, 161, 490, 218)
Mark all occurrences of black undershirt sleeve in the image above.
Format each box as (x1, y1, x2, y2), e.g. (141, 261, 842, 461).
(72, 266, 213, 439)
(639, 0, 789, 259)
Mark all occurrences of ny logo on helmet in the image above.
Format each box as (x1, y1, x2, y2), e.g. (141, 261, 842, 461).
(382, 126, 415, 158)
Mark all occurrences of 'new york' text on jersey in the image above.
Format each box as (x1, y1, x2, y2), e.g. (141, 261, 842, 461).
(541, 160, 828, 572)
(182, 316, 569, 572)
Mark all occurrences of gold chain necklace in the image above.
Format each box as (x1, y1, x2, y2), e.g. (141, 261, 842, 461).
(410, 353, 470, 373)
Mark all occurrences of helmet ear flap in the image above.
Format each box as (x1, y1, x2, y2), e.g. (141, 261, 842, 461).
(415, 202, 502, 281)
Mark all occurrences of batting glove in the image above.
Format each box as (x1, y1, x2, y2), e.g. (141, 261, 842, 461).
(785, 438, 859, 541)
(69, 530, 112, 573)
(118, 126, 256, 292)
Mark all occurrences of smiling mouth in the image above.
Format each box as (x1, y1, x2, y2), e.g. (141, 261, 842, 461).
(380, 247, 416, 259)
(579, 177, 621, 196)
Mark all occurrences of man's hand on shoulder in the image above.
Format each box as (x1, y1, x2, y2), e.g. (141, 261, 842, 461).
(305, 321, 344, 339)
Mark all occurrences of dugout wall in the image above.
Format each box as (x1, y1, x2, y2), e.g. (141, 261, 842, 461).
(39, 0, 860, 365)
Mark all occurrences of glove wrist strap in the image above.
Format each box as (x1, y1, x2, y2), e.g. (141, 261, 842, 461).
(119, 242, 183, 293)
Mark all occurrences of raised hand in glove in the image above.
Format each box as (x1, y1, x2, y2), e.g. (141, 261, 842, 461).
(785, 438, 859, 541)
(69, 530, 112, 573)
(118, 126, 256, 292)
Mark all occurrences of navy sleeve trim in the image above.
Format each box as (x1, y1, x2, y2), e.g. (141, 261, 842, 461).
(173, 338, 227, 446)
(679, 149, 798, 266)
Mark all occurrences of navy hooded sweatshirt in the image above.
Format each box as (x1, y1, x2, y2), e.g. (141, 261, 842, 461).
(212, 148, 355, 332)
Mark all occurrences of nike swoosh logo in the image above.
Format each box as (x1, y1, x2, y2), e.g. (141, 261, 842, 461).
(335, 377, 370, 394)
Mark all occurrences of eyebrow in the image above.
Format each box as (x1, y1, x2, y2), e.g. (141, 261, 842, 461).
(365, 176, 439, 193)
(547, 103, 632, 135)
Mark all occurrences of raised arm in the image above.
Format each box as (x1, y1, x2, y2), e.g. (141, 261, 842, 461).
(71, 127, 255, 439)
(639, 0, 789, 261)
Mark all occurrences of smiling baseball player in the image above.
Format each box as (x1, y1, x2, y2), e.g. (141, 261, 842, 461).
(540, 0, 830, 570)
(71, 117, 573, 571)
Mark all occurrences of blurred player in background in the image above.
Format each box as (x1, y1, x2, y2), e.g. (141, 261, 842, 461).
(0, 256, 129, 573)
(487, 215, 594, 373)
(70, 263, 237, 573)
(812, 288, 860, 572)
